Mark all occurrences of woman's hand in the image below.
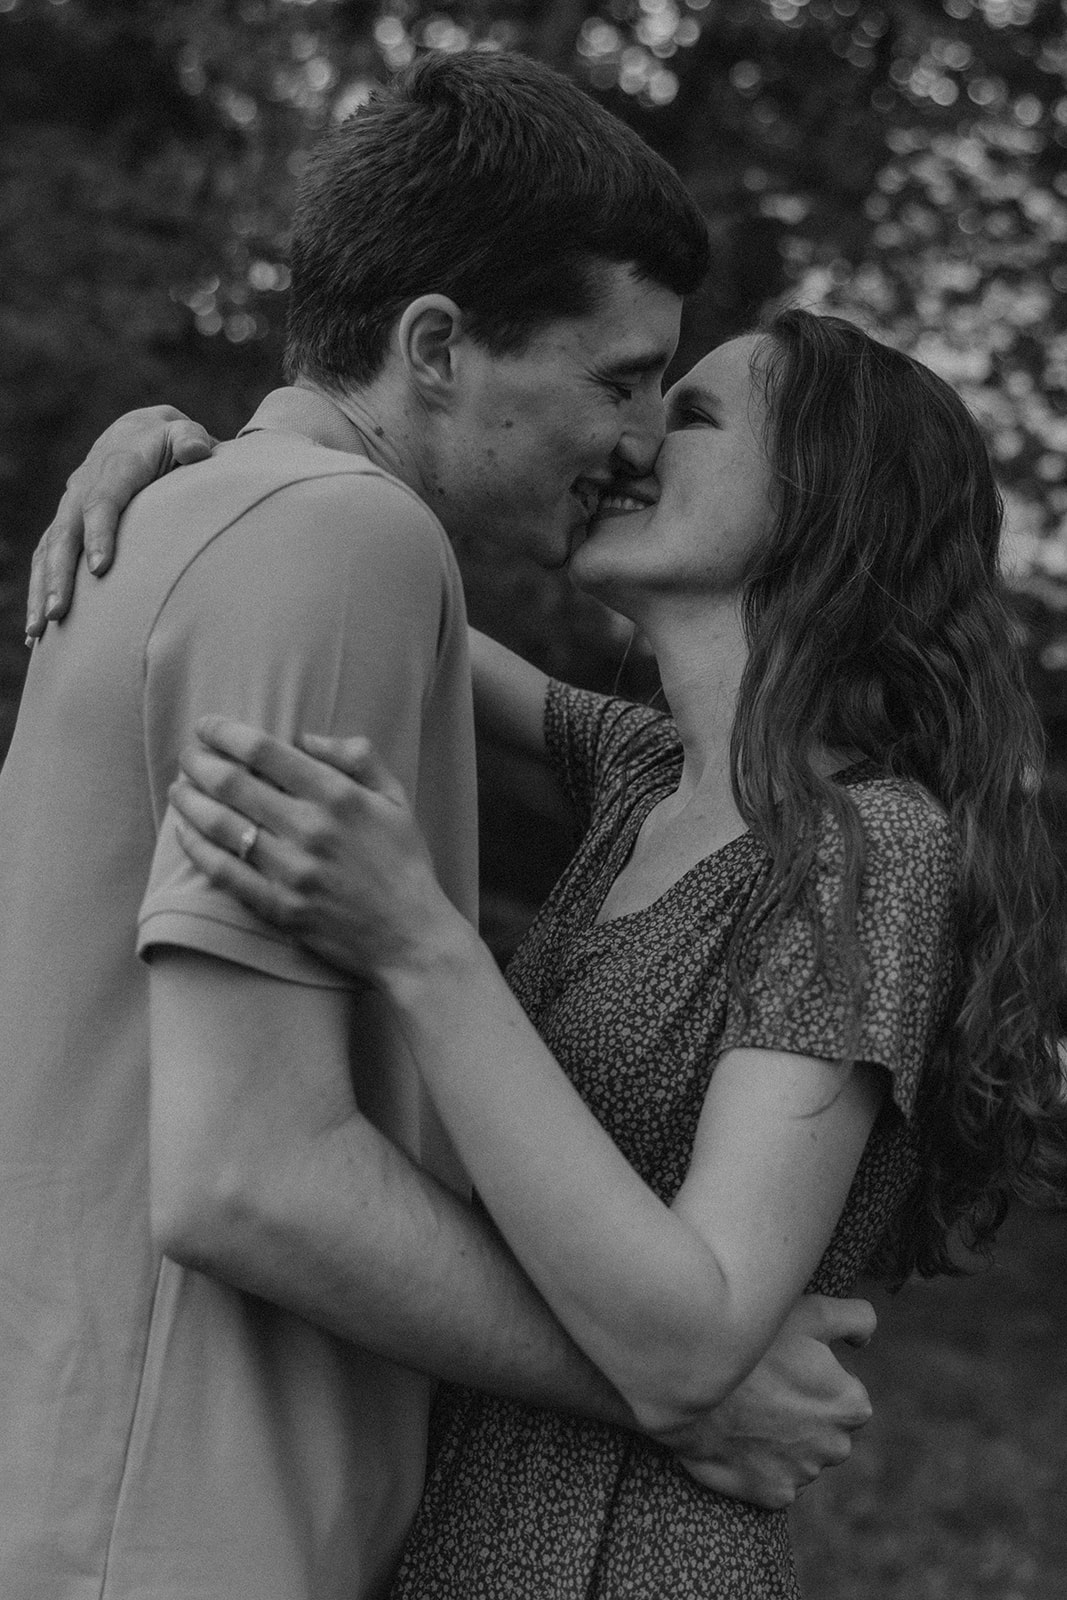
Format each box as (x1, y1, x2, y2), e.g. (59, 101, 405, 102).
(26, 407, 214, 641)
(170, 717, 465, 985)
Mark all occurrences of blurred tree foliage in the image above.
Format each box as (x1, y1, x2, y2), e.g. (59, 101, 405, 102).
(1, 0, 1065, 814)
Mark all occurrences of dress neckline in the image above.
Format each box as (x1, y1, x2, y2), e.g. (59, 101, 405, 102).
(587, 756, 884, 933)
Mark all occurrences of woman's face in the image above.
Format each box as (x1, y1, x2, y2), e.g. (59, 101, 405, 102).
(568, 334, 777, 613)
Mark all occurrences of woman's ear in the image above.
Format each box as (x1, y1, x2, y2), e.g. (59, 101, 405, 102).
(396, 295, 464, 410)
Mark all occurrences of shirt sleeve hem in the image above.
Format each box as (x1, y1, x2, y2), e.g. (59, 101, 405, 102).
(717, 1026, 919, 1121)
(137, 907, 357, 991)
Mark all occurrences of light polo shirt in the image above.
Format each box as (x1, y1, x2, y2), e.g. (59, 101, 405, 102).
(0, 388, 477, 1599)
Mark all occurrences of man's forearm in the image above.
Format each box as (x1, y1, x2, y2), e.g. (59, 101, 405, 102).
(152, 950, 634, 1425)
(167, 1095, 636, 1427)
(151, 952, 872, 1501)
(170, 1110, 876, 1506)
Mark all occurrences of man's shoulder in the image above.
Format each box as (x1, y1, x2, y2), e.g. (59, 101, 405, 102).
(181, 430, 442, 541)
(128, 431, 454, 602)
(229, 433, 445, 542)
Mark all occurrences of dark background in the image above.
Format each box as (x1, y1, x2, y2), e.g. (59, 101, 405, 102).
(1, 1, 1065, 1592)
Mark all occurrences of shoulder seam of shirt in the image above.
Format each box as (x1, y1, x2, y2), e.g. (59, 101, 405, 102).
(140, 465, 452, 682)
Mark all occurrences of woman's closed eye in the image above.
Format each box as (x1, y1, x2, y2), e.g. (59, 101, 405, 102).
(672, 403, 720, 430)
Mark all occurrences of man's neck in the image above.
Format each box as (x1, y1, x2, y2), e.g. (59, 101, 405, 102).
(294, 377, 423, 495)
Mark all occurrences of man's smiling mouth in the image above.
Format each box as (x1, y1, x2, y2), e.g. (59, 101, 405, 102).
(572, 483, 606, 521)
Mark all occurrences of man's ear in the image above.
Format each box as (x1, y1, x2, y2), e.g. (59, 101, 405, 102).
(396, 296, 464, 410)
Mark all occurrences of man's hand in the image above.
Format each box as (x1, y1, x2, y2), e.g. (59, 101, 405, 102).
(669, 1294, 876, 1509)
(26, 407, 213, 641)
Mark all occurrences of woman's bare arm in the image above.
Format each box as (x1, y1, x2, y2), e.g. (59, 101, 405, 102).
(469, 629, 550, 759)
(167, 716, 886, 1449)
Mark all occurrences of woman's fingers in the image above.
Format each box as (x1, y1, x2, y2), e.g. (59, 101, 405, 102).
(169, 776, 306, 923)
(78, 417, 211, 580)
(26, 495, 83, 640)
(299, 731, 409, 806)
(25, 410, 214, 641)
(166, 420, 216, 468)
(194, 717, 343, 800)
(169, 776, 264, 862)
(182, 723, 409, 882)
(173, 817, 294, 929)
(196, 717, 403, 809)
(178, 741, 305, 841)
(823, 1297, 877, 1350)
(174, 721, 443, 984)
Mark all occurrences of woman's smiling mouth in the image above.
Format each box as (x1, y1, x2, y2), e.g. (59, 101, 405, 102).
(597, 492, 651, 515)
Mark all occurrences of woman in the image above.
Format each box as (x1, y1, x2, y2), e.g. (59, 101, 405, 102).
(39, 311, 1067, 1595)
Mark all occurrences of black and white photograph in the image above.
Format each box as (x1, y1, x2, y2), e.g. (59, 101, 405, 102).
(1, 2, 1065, 1596)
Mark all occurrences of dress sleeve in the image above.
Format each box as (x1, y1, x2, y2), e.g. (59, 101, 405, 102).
(137, 472, 454, 989)
(543, 678, 665, 830)
(719, 782, 959, 1120)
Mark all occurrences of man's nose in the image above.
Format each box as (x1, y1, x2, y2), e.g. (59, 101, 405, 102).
(616, 392, 666, 476)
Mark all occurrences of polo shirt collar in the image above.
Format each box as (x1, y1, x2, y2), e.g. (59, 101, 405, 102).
(238, 386, 372, 458)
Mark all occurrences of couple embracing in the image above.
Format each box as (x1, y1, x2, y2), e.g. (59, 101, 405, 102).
(6, 48, 1064, 1600)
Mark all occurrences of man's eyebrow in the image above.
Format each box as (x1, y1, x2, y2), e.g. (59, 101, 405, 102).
(600, 348, 675, 378)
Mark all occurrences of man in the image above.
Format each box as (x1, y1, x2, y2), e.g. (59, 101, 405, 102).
(9, 51, 873, 1600)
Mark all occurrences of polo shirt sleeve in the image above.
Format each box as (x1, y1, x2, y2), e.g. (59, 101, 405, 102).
(137, 469, 453, 989)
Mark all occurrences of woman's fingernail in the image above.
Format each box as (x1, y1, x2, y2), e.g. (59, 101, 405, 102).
(45, 594, 60, 618)
(88, 552, 104, 574)
(25, 634, 35, 649)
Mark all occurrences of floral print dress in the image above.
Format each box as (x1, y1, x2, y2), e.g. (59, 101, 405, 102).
(390, 681, 958, 1599)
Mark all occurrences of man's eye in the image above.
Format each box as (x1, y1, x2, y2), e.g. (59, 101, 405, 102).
(610, 382, 635, 401)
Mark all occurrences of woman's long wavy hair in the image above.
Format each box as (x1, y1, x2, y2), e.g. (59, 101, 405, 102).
(729, 308, 1066, 1281)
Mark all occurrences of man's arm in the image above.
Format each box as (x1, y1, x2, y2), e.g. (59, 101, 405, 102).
(149, 947, 873, 1503)
(148, 945, 632, 1415)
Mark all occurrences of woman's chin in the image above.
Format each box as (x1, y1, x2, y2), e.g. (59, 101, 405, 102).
(565, 537, 607, 590)
(566, 544, 638, 614)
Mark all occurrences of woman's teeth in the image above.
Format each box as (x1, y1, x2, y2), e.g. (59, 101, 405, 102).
(598, 493, 649, 514)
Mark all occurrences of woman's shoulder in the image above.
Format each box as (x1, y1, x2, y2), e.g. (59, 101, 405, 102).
(541, 680, 679, 842)
(548, 679, 672, 739)
(827, 772, 960, 919)
(547, 680, 680, 788)
(846, 772, 956, 858)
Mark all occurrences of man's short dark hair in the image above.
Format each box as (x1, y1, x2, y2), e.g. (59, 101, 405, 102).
(285, 50, 710, 389)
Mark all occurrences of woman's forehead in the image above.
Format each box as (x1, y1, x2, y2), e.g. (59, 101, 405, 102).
(667, 334, 768, 412)
(682, 334, 764, 389)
